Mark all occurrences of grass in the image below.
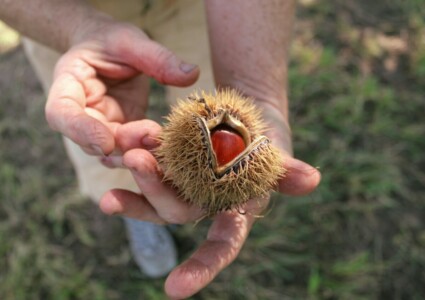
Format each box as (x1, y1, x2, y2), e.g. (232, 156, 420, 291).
(1, 0, 425, 299)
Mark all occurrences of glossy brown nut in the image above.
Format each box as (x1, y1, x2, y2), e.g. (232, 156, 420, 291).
(211, 128, 246, 166)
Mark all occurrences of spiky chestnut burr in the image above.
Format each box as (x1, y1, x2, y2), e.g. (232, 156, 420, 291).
(156, 89, 285, 216)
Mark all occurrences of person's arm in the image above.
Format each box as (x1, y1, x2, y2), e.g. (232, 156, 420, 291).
(0, 0, 108, 52)
(205, 0, 295, 155)
(205, 0, 320, 196)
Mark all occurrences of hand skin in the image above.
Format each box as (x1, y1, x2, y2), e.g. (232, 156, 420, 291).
(1, 0, 321, 298)
(0, 0, 199, 156)
(100, 119, 321, 300)
(45, 24, 199, 156)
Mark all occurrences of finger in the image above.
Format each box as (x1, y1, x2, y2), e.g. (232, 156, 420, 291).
(99, 156, 124, 168)
(109, 30, 200, 87)
(100, 189, 166, 224)
(78, 120, 121, 156)
(122, 149, 203, 224)
(83, 77, 107, 105)
(165, 211, 255, 299)
(240, 196, 270, 215)
(117, 120, 162, 152)
(279, 156, 321, 196)
(46, 73, 115, 155)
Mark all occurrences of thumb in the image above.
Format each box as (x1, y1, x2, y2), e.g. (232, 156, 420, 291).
(117, 35, 200, 87)
(279, 156, 321, 196)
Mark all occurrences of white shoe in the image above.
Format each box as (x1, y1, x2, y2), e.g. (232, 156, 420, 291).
(124, 218, 177, 278)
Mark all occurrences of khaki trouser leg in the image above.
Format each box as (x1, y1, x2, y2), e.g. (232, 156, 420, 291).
(142, 0, 215, 104)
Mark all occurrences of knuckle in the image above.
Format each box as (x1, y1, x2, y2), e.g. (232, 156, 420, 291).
(86, 120, 109, 145)
(151, 47, 175, 83)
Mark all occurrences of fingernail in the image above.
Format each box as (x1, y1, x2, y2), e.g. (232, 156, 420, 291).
(91, 144, 106, 157)
(100, 156, 123, 168)
(179, 62, 197, 74)
(141, 135, 159, 150)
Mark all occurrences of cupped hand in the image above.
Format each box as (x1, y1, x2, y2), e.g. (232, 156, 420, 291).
(45, 19, 199, 155)
(99, 109, 321, 299)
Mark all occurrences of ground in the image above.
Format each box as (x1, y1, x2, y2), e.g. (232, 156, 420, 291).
(1, 1, 425, 299)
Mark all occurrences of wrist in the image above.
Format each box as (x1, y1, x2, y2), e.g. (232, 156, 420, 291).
(260, 103, 293, 156)
(216, 81, 288, 119)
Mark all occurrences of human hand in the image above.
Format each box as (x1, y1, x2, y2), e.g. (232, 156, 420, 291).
(45, 17, 199, 156)
(99, 111, 321, 298)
